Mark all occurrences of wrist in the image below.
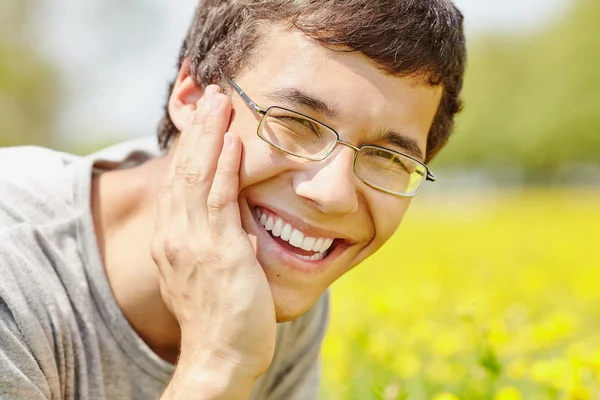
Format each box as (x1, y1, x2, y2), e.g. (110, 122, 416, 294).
(173, 346, 259, 400)
(165, 362, 256, 400)
(184, 370, 255, 399)
(179, 333, 269, 382)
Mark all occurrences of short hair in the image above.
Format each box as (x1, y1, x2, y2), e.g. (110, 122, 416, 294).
(158, 0, 466, 162)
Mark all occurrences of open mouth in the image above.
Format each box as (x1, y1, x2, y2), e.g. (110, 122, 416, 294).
(253, 207, 338, 262)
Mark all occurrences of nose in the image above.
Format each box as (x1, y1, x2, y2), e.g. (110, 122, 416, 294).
(293, 145, 359, 215)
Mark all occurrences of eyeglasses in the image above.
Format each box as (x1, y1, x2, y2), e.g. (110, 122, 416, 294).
(227, 79, 436, 197)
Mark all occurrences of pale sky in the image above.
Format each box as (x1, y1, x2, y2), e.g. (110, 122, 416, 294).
(29, 0, 572, 147)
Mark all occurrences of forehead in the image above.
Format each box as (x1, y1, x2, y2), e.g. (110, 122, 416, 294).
(238, 27, 443, 156)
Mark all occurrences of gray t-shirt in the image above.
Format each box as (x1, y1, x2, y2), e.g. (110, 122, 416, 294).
(0, 139, 328, 400)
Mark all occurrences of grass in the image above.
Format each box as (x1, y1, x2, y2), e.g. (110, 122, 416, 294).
(320, 188, 600, 400)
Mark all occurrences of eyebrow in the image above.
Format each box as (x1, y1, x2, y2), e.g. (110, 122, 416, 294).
(264, 87, 424, 161)
(374, 129, 425, 161)
(266, 88, 339, 120)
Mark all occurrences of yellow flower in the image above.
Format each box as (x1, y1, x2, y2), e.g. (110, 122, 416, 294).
(506, 358, 530, 380)
(494, 386, 522, 400)
(431, 393, 460, 400)
(530, 358, 573, 389)
(570, 386, 591, 400)
(392, 351, 421, 379)
(433, 331, 462, 357)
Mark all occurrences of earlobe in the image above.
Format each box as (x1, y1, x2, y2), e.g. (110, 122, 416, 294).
(168, 59, 204, 132)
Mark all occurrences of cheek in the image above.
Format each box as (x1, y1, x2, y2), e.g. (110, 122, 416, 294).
(230, 112, 275, 190)
(229, 103, 298, 192)
(237, 136, 289, 191)
(370, 198, 411, 246)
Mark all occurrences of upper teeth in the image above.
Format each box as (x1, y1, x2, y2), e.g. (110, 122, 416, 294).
(257, 209, 334, 254)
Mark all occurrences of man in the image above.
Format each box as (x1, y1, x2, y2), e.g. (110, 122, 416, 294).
(0, 0, 465, 399)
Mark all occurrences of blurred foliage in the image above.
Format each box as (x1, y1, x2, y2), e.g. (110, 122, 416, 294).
(0, 0, 60, 148)
(322, 188, 600, 399)
(435, 0, 600, 181)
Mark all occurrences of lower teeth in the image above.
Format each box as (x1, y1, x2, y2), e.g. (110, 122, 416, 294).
(294, 252, 325, 262)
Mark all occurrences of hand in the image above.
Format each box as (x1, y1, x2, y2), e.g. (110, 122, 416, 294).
(151, 84, 276, 383)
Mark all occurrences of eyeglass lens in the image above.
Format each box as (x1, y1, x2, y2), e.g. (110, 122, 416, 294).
(257, 107, 426, 196)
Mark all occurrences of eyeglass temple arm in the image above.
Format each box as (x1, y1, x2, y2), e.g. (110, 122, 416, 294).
(227, 78, 266, 115)
(426, 171, 436, 182)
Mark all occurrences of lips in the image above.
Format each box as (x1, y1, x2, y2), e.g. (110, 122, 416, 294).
(254, 207, 335, 261)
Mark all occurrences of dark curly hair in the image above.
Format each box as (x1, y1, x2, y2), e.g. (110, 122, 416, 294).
(158, 0, 466, 163)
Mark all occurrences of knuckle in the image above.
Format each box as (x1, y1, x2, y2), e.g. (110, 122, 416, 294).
(174, 158, 209, 190)
(206, 191, 230, 212)
(162, 236, 181, 265)
(150, 237, 164, 264)
(216, 159, 233, 175)
(174, 157, 192, 178)
(183, 165, 208, 189)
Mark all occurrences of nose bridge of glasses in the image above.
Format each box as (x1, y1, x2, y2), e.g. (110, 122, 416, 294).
(334, 139, 361, 154)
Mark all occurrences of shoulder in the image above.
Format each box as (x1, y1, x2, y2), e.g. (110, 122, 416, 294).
(0, 225, 76, 399)
(0, 146, 82, 231)
(0, 145, 79, 184)
(0, 138, 160, 232)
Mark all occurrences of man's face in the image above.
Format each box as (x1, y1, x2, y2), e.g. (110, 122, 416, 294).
(175, 27, 442, 322)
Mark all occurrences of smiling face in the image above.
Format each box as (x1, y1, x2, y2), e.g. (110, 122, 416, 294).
(170, 26, 442, 322)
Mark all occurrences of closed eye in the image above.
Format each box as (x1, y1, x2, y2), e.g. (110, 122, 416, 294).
(279, 116, 322, 138)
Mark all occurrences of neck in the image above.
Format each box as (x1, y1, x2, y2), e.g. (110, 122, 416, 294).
(91, 155, 181, 364)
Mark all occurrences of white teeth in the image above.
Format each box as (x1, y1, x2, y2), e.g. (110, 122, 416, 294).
(313, 238, 324, 253)
(319, 238, 333, 253)
(256, 208, 336, 257)
(265, 216, 274, 231)
(280, 223, 292, 241)
(294, 252, 326, 262)
(272, 218, 283, 237)
(301, 237, 316, 252)
(289, 229, 304, 248)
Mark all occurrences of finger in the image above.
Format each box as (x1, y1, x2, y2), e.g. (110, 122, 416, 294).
(156, 87, 211, 235)
(165, 91, 211, 186)
(169, 89, 214, 231)
(206, 132, 243, 238)
(154, 86, 213, 268)
(182, 89, 233, 229)
(154, 102, 207, 267)
(151, 181, 173, 271)
(171, 85, 224, 231)
(180, 85, 222, 167)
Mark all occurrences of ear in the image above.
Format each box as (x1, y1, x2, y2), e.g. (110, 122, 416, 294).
(167, 59, 204, 133)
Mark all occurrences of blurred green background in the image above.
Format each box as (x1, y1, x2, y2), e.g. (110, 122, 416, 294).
(1, 0, 599, 399)
(434, 0, 600, 185)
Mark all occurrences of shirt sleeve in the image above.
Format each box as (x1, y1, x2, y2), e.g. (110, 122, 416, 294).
(0, 237, 60, 400)
(261, 292, 330, 400)
(0, 297, 51, 400)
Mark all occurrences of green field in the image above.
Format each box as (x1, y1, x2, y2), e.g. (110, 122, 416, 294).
(321, 188, 600, 400)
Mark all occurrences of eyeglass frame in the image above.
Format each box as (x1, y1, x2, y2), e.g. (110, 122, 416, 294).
(227, 78, 436, 198)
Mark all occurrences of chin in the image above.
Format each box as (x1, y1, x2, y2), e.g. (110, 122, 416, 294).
(237, 196, 362, 323)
